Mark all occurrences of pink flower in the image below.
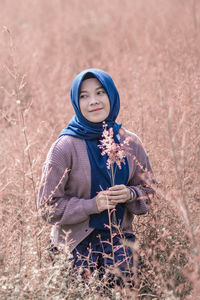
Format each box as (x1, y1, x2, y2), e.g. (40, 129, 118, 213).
(98, 122, 128, 171)
(98, 122, 130, 225)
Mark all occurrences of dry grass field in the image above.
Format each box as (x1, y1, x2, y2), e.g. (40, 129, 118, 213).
(0, 0, 200, 299)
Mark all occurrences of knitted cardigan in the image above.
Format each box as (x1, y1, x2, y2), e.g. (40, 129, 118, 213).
(37, 128, 154, 252)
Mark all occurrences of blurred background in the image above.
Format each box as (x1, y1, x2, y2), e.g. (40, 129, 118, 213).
(0, 0, 199, 298)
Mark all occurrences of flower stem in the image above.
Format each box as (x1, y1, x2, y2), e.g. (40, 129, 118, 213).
(111, 163, 117, 225)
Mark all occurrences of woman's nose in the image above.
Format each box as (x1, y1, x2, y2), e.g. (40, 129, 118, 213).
(90, 96, 99, 105)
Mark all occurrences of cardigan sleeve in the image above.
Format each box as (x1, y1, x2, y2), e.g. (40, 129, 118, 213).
(125, 135, 155, 215)
(37, 139, 99, 226)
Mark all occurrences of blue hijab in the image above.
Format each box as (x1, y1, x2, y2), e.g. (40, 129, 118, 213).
(59, 69, 129, 229)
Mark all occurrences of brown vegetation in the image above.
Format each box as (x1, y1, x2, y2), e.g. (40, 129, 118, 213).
(0, 0, 199, 299)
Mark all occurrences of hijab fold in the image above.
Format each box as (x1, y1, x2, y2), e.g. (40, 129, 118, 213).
(59, 69, 129, 229)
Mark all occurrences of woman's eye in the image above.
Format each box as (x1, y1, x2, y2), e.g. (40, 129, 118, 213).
(97, 90, 105, 95)
(80, 94, 87, 99)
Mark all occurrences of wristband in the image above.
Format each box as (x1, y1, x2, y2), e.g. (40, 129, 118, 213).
(127, 187, 137, 202)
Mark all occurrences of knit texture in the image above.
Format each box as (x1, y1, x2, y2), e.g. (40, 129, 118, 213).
(38, 129, 154, 251)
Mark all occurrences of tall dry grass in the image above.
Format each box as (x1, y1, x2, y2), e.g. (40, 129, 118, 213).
(0, 0, 199, 299)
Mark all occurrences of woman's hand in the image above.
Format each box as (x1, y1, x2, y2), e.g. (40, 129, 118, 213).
(108, 184, 131, 205)
(96, 185, 131, 213)
(96, 190, 116, 213)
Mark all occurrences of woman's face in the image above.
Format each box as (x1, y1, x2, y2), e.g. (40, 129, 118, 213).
(79, 78, 110, 123)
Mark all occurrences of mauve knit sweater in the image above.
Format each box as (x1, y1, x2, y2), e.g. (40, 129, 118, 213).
(37, 129, 154, 252)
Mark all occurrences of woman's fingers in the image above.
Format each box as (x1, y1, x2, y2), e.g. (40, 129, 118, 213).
(108, 185, 131, 203)
(109, 193, 127, 200)
(109, 190, 126, 197)
(96, 185, 131, 211)
(96, 191, 116, 212)
(109, 184, 125, 191)
(110, 199, 127, 204)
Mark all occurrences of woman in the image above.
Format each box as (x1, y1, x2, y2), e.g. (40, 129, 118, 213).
(38, 68, 154, 284)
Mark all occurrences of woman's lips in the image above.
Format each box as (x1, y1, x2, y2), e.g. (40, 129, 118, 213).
(90, 108, 103, 112)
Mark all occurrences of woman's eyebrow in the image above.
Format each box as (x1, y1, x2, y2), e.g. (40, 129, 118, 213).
(80, 86, 104, 93)
(96, 86, 104, 90)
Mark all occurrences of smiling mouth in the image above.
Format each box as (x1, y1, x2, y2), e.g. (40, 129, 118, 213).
(90, 108, 103, 112)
